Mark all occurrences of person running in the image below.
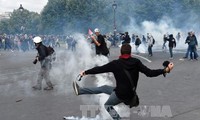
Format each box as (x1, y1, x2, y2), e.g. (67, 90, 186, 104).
(73, 44, 174, 120)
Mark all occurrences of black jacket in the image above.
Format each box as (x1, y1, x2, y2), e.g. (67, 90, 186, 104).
(122, 34, 131, 44)
(135, 38, 141, 46)
(167, 35, 176, 48)
(36, 43, 48, 61)
(85, 57, 164, 101)
(96, 34, 109, 56)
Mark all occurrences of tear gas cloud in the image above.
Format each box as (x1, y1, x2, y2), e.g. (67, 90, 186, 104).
(123, 16, 195, 51)
(50, 33, 130, 119)
(0, 33, 118, 119)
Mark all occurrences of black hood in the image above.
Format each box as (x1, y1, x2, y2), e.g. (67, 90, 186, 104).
(119, 57, 139, 70)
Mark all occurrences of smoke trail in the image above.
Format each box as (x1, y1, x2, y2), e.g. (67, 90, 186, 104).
(50, 33, 95, 95)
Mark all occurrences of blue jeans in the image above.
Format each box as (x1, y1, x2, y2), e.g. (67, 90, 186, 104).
(189, 45, 198, 59)
(162, 41, 167, 50)
(169, 47, 173, 58)
(148, 45, 153, 56)
(79, 85, 122, 120)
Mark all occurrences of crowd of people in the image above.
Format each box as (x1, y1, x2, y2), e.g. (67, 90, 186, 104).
(119, 31, 198, 60)
(0, 30, 198, 61)
(0, 34, 77, 52)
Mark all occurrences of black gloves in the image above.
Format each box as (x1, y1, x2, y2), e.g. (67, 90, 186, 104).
(163, 61, 170, 77)
(163, 61, 170, 68)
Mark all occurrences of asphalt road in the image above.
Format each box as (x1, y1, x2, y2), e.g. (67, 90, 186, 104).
(0, 47, 200, 120)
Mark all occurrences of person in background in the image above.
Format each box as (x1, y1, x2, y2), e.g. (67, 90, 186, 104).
(162, 34, 168, 51)
(91, 28, 109, 56)
(135, 35, 141, 54)
(122, 32, 131, 44)
(32, 36, 54, 90)
(142, 35, 146, 46)
(166, 34, 176, 59)
(176, 32, 181, 43)
(184, 31, 198, 60)
(188, 32, 198, 60)
(146, 33, 154, 57)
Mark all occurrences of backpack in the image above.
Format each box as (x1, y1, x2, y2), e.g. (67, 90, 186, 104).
(46, 46, 56, 61)
(152, 38, 155, 44)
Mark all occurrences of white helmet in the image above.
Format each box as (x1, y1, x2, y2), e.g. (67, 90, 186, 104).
(94, 28, 100, 33)
(33, 36, 42, 43)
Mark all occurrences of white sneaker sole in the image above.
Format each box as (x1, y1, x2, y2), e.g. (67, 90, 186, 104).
(73, 81, 79, 95)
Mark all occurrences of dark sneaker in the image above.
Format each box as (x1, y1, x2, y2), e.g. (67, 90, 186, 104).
(32, 85, 41, 90)
(73, 81, 80, 96)
(44, 86, 53, 90)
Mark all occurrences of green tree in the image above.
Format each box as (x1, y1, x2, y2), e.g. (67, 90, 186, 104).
(9, 9, 40, 34)
(41, 0, 111, 34)
(1, 0, 200, 34)
(0, 8, 40, 34)
(0, 20, 10, 34)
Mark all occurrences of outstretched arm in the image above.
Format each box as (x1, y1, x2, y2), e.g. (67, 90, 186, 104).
(138, 60, 173, 77)
(80, 61, 115, 76)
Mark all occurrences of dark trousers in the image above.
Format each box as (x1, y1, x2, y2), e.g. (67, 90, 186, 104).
(148, 45, 153, 56)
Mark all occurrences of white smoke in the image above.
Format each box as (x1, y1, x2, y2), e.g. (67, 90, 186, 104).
(48, 33, 120, 119)
(50, 33, 95, 95)
(124, 16, 189, 51)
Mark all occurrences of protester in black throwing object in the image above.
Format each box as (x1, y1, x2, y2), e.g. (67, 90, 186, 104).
(73, 44, 174, 120)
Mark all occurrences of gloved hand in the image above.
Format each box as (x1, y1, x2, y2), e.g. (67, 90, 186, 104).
(163, 61, 170, 68)
(163, 61, 174, 77)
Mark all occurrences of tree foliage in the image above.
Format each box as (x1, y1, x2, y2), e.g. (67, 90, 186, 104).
(0, 9, 40, 34)
(41, 0, 110, 34)
(1, 0, 200, 34)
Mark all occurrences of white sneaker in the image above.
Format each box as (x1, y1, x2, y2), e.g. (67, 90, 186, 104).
(72, 81, 80, 96)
